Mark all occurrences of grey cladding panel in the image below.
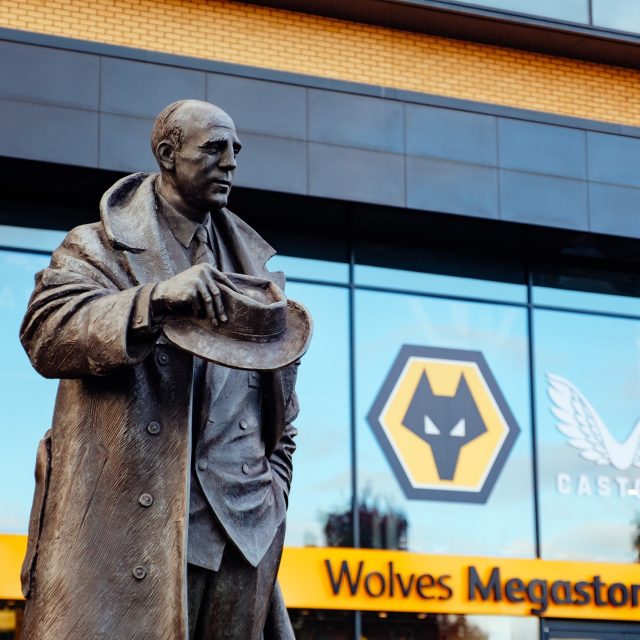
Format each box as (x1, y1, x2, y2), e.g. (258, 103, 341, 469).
(0, 99, 98, 167)
(406, 156, 499, 219)
(207, 75, 306, 140)
(498, 119, 587, 179)
(309, 90, 403, 153)
(100, 58, 205, 118)
(588, 132, 640, 188)
(0, 41, 99, 110)
(99, 113, 156, 172)
(405, 105, 497, 166)
(589, 183, 640, 239)
(499, 170, 588, 230)
(309, 143, 404, 206)
(233, 132, 307, 194)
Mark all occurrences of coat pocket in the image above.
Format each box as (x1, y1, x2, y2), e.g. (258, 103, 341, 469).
(21, 429, 52, 598)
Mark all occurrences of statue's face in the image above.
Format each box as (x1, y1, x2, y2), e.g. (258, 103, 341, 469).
(172, 106, 242, 212)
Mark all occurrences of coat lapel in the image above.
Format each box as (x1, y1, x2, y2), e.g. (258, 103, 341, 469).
(100, 172, 176, 285)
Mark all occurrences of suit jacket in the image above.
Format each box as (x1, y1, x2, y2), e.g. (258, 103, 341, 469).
(19, 172, 298, 639)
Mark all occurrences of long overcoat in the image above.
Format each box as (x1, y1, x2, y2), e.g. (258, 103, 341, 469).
(18, 173, 299, 639)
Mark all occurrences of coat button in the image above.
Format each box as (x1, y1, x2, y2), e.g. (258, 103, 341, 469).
(157, 352, 169, 365)
(132, 565, 147, 581)
(147, 421, 161, 435)
(242, 463, 249, 475)
(139, 493, 154, 507)
(239, 419, 248, 430)
(198, 460, 208, 471)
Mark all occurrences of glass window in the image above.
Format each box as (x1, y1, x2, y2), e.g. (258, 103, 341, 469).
(356, 289, 535, 557)
(449, 0, 589, 23)
(289, 609, 354, 639)
(532, 264, 640, 316)
(534, 309, 640, 562)
(284, 282, 353, 548)
(268, 255, 349, 285)
(0, 249, 57, 534)
(361, 612, 539, 640)
(0, 225, 65, 253)
(593, 0, 640, 34)
(355, 243, 527, 304)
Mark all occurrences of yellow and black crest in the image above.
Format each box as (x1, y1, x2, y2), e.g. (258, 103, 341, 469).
(367, 345, 520, 503)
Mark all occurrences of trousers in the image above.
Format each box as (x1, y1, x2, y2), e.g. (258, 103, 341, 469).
(187, 523, 286, 640)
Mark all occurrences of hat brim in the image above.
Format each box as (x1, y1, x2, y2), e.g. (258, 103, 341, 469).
(163, 300, 312, 371)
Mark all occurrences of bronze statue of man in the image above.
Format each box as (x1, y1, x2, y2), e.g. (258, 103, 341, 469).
(19, 99, 310, 640)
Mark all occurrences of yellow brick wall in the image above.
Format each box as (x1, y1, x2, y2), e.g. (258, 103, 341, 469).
(1, 0, 640, 126)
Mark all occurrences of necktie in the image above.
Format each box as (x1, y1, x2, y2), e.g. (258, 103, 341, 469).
(193, 224, 215, 266)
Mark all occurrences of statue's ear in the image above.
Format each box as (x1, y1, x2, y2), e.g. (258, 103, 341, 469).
(156, 140, 175, 171)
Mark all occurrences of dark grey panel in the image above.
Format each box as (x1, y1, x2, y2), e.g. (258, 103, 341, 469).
(233, 132, 307, 194)
(406, 156, 499, 218)
(0, 41, 99, 109)
(589, 182, 640, 239)
(588, 132, 640, 188)
(0, 99, 98, 167)
(100, 57, 205, 118)
(99, 113, 156, 172)
(499, 170, 588, 229)
(498, 118, 587, 179)
(308, 90, 404, 153)
(206, 75, 306, 140)
(309, 143, 404, 206)
(405, 104, 497, 166)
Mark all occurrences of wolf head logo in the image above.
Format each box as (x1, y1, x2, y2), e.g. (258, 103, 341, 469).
(401, 372, 487, 480)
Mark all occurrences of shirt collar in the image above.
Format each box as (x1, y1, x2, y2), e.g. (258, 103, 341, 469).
(155, 189, 211, 249)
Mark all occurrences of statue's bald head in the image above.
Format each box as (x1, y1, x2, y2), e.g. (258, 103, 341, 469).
(150, 99, 235, 162)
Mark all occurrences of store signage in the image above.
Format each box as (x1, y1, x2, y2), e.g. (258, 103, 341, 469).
(278, 547, 640, 621)
(547, 373, 640, 499)
(367, 345, 520, 503)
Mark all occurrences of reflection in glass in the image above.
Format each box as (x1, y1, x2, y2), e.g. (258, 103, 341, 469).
(532, 264, 640, 316)
(0, 603, 23, 640)
(356, 290, 535, 557)
(355, 242, 526, 305)
(449, 0, 589, 23)
(284, 282, 352, 548)
(361, 612, 538, 640)
(355, 265, 527, 304)
(0, 249, 57, 534)
(593, 0, 640, 33)
(535, 309, 640, 562)
(268, 254, 349, 284)
(289, 609, 354, 640)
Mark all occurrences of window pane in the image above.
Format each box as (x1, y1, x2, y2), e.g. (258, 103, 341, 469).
(361, 612, 539, 640)
(289, 609, 354, 639)
(534, 309, 640, 562)
(355, 243, 526, 304)
(532, 265, 640, 317)
(285, 282, 352, 548)
(0, 224, 65, 253)
(356, 289, 535, 556)
(268, 254, 349, 284)
(450, 0, 589, 23)
(0, 249, 57, 533)
(593, 0, 640, 33)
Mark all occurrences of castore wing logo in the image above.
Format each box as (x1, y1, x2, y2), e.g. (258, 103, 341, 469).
(367, 345, 521, 503)
(547, 373, 640, 471)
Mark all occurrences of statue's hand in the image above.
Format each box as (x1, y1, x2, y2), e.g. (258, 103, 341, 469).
(150, 264, 239, 326)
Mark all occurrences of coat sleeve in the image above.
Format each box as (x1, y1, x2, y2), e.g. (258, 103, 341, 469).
(20, 225, 157, 378)
(268, 362, 300, 505)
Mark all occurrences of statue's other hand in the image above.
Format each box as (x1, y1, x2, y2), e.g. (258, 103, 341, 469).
(151, 264, 238, 326)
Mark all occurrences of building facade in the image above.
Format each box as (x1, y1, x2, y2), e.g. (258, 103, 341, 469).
(2, 1, 640, 638)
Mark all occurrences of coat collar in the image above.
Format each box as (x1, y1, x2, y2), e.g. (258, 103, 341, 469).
(100, 172, 283, 288)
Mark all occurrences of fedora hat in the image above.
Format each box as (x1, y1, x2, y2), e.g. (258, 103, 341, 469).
(163, 273, 312, 371)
